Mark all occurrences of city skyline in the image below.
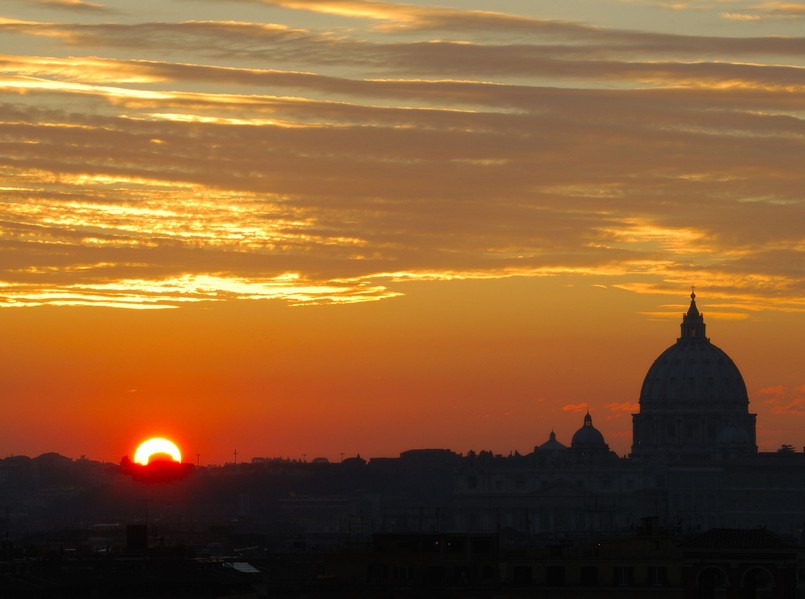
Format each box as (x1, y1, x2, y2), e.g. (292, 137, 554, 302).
(0, 0, 803, 464)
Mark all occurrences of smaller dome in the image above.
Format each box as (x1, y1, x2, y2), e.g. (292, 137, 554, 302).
(538, 431, 567, 452)
(571, 412, 608, 450)
(716, 426, 751, 446)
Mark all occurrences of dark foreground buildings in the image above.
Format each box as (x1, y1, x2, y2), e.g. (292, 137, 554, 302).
(1, 293, 804, 596)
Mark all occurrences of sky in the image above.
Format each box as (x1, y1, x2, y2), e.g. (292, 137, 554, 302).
(0, 0, 803, 465)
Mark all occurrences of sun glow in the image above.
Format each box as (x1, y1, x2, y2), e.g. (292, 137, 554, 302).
(134, 437, 182, 465)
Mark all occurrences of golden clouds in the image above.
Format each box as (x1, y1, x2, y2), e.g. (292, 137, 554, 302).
(635, 1, 805, 21)
(20, 0, 107, 12)
(258, 0, 421, 23)
(0, 0, 802, 312)
(0, 273, 399, 309)
(0, 55, 166, 84)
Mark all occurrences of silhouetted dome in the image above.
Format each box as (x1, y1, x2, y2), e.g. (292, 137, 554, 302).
(571, 413, 607, 450)
(537, 431, 567, 452)
(632, 292, 757, 460)
(639, 293, 748, 408)
(716, 426, 751, 446)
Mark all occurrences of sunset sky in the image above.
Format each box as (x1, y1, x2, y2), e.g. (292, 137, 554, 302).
(0, 0, 803, 464)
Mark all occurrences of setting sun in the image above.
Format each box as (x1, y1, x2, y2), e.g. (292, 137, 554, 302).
(133, 437, 182, 465)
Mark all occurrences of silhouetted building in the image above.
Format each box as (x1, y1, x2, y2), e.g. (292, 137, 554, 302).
(682, 528, 800, 598)
(632, 291, 757, 461)
(452, 293, 805, 538)
(2, 291, 805, 598)
(126, 523, 148, 554)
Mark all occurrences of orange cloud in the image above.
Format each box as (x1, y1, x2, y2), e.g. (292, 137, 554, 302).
(0, 3, 803, 314)
(759, 385, 786, 397)
(762, 385, 805, 416)
(35, 0, 107, 11)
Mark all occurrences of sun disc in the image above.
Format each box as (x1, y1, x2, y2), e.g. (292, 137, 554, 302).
(134, 437, 182, 465)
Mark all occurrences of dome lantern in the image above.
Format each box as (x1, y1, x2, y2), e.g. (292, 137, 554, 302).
(679, 289, 707, 342)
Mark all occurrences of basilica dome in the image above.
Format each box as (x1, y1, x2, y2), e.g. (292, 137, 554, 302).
(571, 412, 608, 451)
(639, 293, 748, 408)
(631, 292, 756, 461)
(538, 431, 567, 452)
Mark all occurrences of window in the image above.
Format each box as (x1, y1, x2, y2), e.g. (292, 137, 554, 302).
(648, 566, 667, 586)
(614, 566, 634, 587)
(697, 567, 728, 596)
(742, 567, 774, 596)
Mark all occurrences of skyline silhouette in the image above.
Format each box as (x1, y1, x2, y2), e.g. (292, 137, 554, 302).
(0, 0, 802, 465)
(3, 294, 804, 594)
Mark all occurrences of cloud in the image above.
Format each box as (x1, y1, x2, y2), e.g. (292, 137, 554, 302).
(4, 13, 805, 68)
(251, 0, 805, 31)
(768, 398, 805, 415)
(0, 273, 400, 308)
(762, 384, 805, 415)
(607, 402, 640, 412)
(562, 403, 589, 413)
(747, 2, 805, 19)
(627, 0, 804, 21)
(0, 3, 802, 310)
(9, 0, 110, 12)
(759, 385, 786, 397)
(722, 12, 762, 21)
(246, 0, 603, 35)
(1, 79, 802, 311)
